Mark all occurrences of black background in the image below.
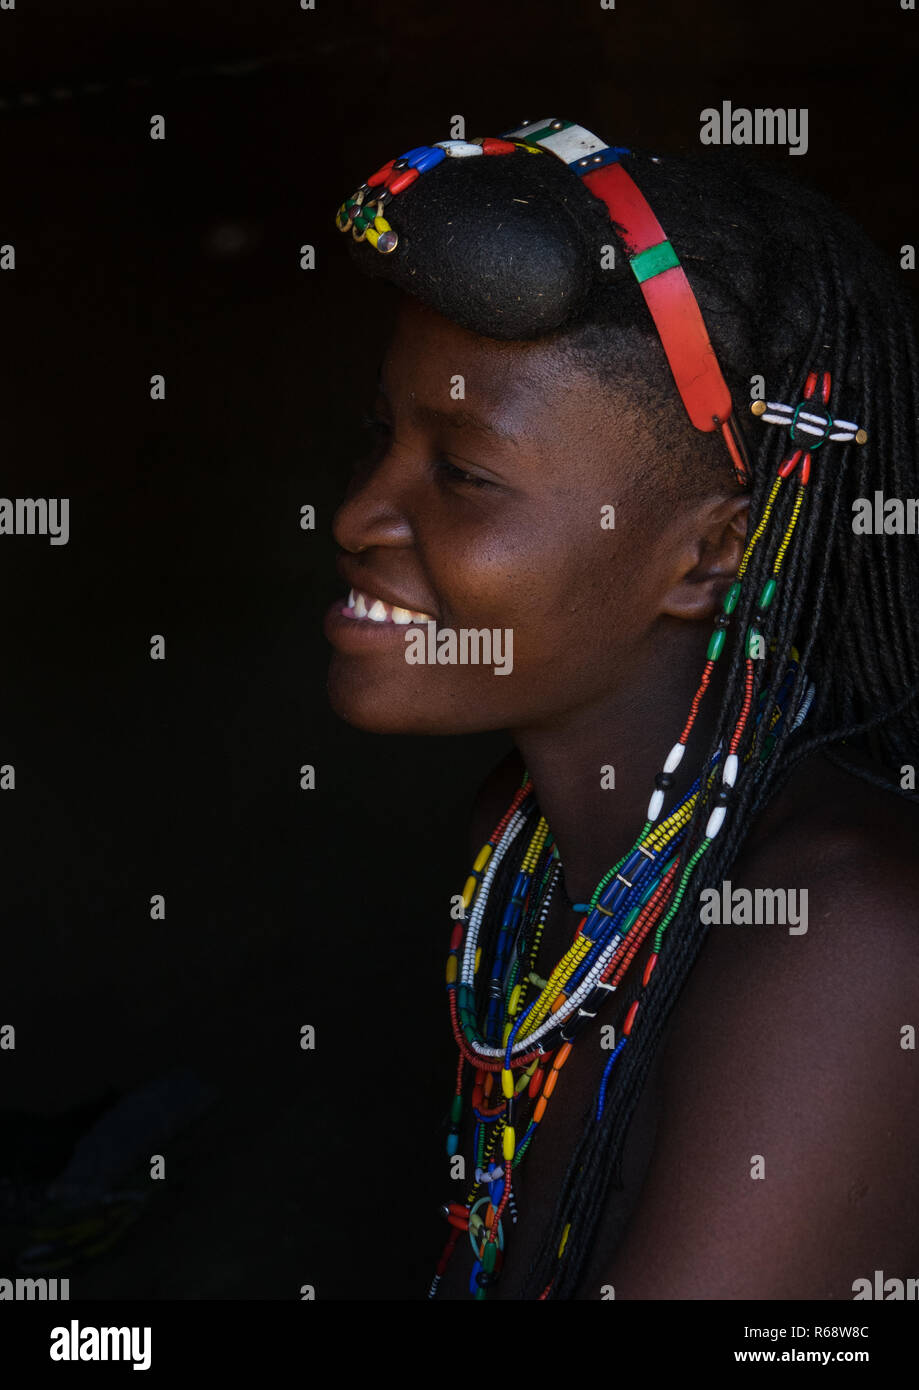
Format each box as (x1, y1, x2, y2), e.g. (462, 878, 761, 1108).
(0, 0, 916, 1299)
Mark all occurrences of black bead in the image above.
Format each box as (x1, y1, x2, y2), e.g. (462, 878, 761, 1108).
(714, 612, 730, 628)
(654, 772, 674, 790)
(476, 1270, 500, 1287)
(716, 788, 731, 804)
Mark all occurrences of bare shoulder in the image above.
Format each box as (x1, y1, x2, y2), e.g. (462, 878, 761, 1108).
(669, 749, 919, 1073)
(601, 752, 919, 1298)
(467, 744, 527, 856)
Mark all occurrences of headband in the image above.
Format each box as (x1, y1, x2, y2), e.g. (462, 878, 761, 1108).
(336, 117, 754, 482)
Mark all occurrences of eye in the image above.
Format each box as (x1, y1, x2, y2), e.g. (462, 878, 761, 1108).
(430, 457, 495, 490)
(358, 413, 495, 490)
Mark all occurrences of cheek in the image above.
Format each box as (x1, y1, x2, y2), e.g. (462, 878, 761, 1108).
(425, 503, 642, 679)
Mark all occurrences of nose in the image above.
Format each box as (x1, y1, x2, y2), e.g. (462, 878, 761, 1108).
(331, 450, 416, 555)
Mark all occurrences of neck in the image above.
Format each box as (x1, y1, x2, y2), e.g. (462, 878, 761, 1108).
(510, 621, 730, 905)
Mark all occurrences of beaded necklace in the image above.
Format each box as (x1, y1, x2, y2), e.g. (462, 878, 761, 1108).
(432, 662, 806, 1300)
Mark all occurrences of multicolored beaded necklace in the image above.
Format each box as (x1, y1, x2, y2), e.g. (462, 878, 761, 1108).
(427, 370, 868, 1298)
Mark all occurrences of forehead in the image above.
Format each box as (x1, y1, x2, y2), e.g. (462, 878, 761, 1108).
(381, 295, 634, 442)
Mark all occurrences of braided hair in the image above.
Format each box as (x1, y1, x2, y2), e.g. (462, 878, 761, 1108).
(520, 150, 919, 1298)
(336, 135, 919, 1297)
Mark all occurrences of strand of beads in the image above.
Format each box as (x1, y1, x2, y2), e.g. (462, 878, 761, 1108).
(436, 766, 712, 1298)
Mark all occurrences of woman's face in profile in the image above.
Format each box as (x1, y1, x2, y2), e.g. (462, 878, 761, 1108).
(324, 294, 704, 736)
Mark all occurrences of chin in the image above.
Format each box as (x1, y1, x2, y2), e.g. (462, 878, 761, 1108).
(326, 655, 513, 736)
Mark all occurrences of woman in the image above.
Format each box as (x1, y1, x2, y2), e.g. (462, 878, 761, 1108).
(323, 118, 919, 1299)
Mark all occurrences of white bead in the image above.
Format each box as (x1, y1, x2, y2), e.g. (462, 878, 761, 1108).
(705, 806, 727, 838)
(433, 140, 483, 157)
(663, 742, 686, 774)
(722, 753, 739, 787)
(647, 789, 664, 821)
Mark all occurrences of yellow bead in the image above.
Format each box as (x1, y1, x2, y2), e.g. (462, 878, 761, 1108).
(750, 400, 767, 416)
(474, 947, 481, 974)
(364, 227, 379, 248)
(558, 1222, 571, 1257)
(473, 845, 492, 873)
(373, 214, 391, 232)
(461, 875, 477, 907)
(445, 955, 457, 984)
(501, 1068, 514, 1099)
(503, 1126, 515, 1161)
(508, 984, 521, 1016)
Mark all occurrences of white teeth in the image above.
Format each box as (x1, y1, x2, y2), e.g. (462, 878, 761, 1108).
(347, 588, 435, 623)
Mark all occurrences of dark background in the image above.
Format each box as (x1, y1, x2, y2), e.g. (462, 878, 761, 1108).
(0, 0, 915, 1298)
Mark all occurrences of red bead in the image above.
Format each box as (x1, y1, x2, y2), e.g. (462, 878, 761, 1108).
(800, 451, 812, 485)
(642, 951, 659, 987)
(778, 449, 803, 478)
(528, 1065, 545, 1099)
(446, 1213, 469, 1231)
(820, 372, 831, 403)
(803, 370, 818, 400)
(367, 157, 397, 185)
(387, 167, 420, 195)
(481, 137, 517, 155)
(622, 1000, 640, 1036)
(450, 924, 463, 951)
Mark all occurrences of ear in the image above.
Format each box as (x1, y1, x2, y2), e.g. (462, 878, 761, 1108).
(658, 494, 751, 621)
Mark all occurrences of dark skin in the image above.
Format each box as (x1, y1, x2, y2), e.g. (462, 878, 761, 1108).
(325, 295, 919, 1299)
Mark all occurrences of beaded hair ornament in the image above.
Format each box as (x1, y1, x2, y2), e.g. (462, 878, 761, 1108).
(334, 118, 868, 1299)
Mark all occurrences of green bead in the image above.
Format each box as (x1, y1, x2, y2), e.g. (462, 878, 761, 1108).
(746, 626, 762, 658)
(758, 578, 777, 611)
(707, 629, 726, 661)
(623, 905, 641, 931)
(483, 1242, 497, 1272)
(450, 1095, 463, 1123)
(723, 581, 741, 614)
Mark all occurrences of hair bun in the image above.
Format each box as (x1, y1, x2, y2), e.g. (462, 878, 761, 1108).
(343, 145, 616, 339)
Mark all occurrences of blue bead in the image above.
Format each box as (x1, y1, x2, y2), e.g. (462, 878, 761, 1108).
(571, 144, 630, 172)
(469, 1259, 483, 1296)
(446, 1134, 459, 1157)
(412, 147, 446, 173)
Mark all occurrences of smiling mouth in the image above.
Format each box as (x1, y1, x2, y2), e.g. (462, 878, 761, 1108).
(342, 588, 436, 624)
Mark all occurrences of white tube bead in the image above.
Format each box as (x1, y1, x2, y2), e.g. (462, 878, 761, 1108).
(722, 753, 739, 787)
(705, 805, 727, 838)
(663, 742, 686, 774)
(647, 788, 665, 822)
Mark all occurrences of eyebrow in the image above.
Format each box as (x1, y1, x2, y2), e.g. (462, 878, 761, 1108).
(375, 374, 521, 448)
